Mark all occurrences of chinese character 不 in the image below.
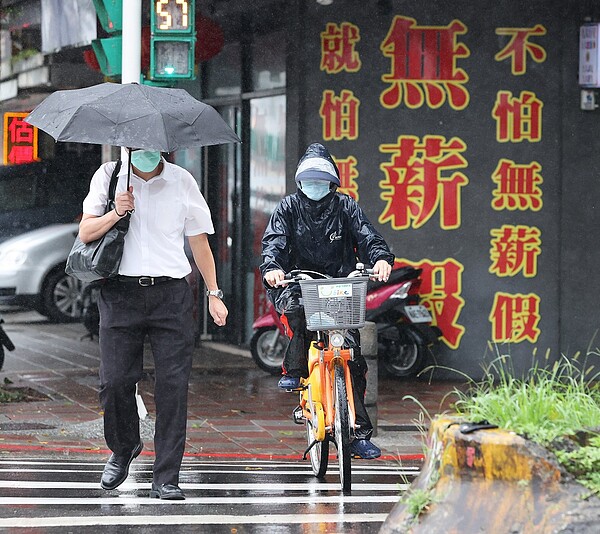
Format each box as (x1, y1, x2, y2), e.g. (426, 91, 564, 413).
(495, 25, 547, 75)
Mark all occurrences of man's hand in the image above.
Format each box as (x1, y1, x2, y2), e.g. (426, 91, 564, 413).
(114, 186, 134, 217)
(373, 260, 392, 282)
(264, 269, 285, 287)
(208, 297, 228, 326)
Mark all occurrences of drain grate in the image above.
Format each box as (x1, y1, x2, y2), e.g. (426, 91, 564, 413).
(0, 422, 56, 431)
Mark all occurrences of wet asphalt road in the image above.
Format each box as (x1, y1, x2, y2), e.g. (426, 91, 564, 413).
(0, 307, 445, 532)
(0, 456, 417, 532)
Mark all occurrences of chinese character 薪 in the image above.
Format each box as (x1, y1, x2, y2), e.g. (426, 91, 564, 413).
(379, 135, 469, 230)
(490, 225, 542, 278)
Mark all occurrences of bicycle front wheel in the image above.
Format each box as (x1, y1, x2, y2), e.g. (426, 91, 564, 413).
(333, 362, 352, 493)
(306, 411, 329, 478)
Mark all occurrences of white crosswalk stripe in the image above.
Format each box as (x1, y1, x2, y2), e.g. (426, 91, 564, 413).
(0, 457, 418, 532)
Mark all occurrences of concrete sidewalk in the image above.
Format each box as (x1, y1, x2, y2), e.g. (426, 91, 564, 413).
(0, 310, 462, 463)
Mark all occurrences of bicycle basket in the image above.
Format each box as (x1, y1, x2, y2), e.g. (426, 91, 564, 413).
(299, 277, 368, 331)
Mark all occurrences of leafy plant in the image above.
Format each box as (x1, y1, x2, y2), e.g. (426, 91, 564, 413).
(450, 346, 600, 495)
(452, 350, 600, 445)
(555, 435, 600, 496)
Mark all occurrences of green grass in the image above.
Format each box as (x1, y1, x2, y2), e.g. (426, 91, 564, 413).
(0, 385, 26, 403)
(449, 347, 600, 495)
(452, 351, 600, 445)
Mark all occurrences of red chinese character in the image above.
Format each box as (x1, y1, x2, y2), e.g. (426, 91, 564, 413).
(8, 117, 35, 144)
(3, 112, 39, 165)
(380, 16, 470, 110)
(491, 159, 543, 211)
(492, 90, 543, 142)
(321, 22, 361, 74)
(379, 135, 469, 230)
(7, 145, 36, 165)
(400, 258, 465, 349)
(495, 25, 547, 75)
(319, 90, 360, 140)
(489, 225, 542, 278)
(489, 293, 541, 343)
(335, 155, 359, 200)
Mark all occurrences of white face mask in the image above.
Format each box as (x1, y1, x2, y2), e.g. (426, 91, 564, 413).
(300, 180, 331, 201)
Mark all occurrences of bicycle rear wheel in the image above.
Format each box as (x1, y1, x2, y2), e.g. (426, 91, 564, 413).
(333, 362, 352, 493)
(306, 414, 329, 478)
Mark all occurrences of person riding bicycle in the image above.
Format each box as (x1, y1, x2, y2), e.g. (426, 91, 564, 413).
(260, 142, 394, 460)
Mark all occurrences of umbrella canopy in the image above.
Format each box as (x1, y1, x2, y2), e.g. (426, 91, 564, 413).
(25, 82, 240, 152)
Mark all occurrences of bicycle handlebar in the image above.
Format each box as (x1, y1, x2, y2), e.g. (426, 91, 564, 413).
(275, 264, 375, 287)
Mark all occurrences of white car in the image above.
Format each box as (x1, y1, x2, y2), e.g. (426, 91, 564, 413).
(0, 223, 81, 322)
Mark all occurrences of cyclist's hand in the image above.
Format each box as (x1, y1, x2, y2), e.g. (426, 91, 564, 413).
(264, 269, 285, 287)
(208, 298, 228, 326)
(373, 259, 392, 282)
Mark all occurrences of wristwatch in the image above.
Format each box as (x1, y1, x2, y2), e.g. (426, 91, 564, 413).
(206, 289, 224, 299)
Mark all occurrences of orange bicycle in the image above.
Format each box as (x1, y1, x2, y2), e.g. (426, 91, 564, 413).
(281, 264, 372, 493)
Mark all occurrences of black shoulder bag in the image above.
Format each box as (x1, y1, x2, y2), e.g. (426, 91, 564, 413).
(65, 160, 130, 282)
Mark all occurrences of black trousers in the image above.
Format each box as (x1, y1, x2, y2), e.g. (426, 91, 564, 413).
(98, 278, 195, 486)
(269, 285, 374, 440)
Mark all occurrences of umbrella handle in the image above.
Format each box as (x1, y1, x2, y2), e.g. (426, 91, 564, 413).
(126, 147, 135, 215)
(127, 147, 132, 190)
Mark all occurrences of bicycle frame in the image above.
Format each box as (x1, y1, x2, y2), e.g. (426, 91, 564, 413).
(301, 335, 357, 444)
(282, 264, 372, 493)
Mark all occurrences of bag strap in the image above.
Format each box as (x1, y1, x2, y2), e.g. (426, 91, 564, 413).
(107, 160, 122, 202)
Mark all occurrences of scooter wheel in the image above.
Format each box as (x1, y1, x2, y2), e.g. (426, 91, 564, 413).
(250, 327, 288, 375)
(380, 327, 425, 378)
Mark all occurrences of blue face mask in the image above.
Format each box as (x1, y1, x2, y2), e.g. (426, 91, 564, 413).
(131, 150, 161, 173)
(300, 180, 331, 201)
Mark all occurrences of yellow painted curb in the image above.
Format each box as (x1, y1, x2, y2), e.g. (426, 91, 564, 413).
(380, 416, 600, 534)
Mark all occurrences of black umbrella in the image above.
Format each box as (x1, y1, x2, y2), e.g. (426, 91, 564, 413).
(25, 82, 240, 153)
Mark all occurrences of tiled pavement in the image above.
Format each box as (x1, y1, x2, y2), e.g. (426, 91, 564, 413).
(0, 313, 464, 462)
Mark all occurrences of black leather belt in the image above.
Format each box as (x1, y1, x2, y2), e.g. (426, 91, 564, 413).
(116, 275, 179, 287)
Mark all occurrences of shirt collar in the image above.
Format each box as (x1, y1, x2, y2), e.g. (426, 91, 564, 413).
(117, 157, 174, 182)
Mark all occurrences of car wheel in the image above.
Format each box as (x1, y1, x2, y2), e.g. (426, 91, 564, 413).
(41, 267, 83, 323)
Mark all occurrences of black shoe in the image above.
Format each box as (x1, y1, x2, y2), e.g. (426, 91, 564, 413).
(100, 441, 143, 490)
(278, 375, 302, 391)
(150, 483, 186, 500)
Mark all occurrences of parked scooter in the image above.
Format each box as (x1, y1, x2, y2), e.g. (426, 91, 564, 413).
(0, 313, 16, 372)
(366, 265, 442, 377)
(250, 301, 290, 374)
(250, 266, 442, 377)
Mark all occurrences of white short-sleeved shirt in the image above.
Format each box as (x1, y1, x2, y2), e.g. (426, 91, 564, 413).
(82, 159, 214, 278)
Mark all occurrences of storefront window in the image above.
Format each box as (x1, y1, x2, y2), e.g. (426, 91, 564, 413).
(248, 95, 286, 332)
(251, 31, 286, 91)
(203, 42, 241, 98)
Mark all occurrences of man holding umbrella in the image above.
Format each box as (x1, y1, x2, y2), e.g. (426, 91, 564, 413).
(79, 149, 227, 500)
(25, 83, 240, 499)
(25, 82, 240, 499)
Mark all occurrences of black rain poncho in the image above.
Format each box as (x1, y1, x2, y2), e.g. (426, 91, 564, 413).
(260, 189, 395, 281)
